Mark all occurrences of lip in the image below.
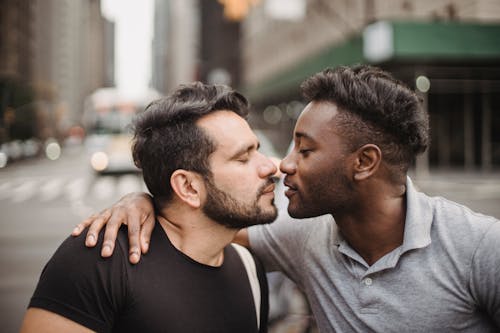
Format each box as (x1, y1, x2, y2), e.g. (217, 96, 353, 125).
(261, 183, 276, 195)
(284, 188, 297, 198)
(284, 178, 298, 198)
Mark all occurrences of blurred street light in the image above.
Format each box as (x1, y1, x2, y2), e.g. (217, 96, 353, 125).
(45, 139, 61, 161)
(90, 151, 109, 172)
(218, 0, 261, 21)
(265, 0, 305, 21)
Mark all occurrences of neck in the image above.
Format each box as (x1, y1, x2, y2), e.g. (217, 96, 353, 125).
(334, 181, 406, 266)
(157, 206, 238, 267)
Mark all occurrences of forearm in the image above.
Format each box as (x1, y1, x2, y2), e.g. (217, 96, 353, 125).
(20, 308, 95, 333)
(233, 228, 250, 248)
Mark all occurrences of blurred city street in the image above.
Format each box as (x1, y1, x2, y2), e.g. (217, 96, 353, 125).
(2, 0, 500, 332)
(1, 145, 499, 332)
(0, 146, 147, 333)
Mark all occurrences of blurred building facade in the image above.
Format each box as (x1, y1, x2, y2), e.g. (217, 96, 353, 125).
(151, 0, 242, 94)
(241, 0, 500, 172)
(199, 0, 242, 88)
(0, 0, 114, 145)
(0, 0, 36, 143)
(151, 0, 200, 94)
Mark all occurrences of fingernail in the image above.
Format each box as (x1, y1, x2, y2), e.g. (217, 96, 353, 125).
(130, 252, 139, 264)
(102, 245, 112, 256)
(71, 226, 80, 235)
(86, 234, 95, 246)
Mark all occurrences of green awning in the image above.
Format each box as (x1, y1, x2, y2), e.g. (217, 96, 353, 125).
(392, 21, 500, 60)
(243, 21, 500, 104)
(243, 36, 364, 104)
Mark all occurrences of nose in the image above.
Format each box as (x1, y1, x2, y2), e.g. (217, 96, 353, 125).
(258, 154, 278, 178)
(280, 152, 296, 176)
(268, 157, 282, 178)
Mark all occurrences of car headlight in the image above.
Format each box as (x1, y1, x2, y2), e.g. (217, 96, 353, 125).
(90, 151, 109, 171)
(0, 152, 7, 168)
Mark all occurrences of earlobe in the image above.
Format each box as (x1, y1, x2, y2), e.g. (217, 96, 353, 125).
(170, 170, 202, 208)
(353, 144, 381, 181)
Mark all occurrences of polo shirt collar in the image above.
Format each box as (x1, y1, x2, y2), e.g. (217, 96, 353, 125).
(401, 176, 432, 253)
(332, 176, 433, 270)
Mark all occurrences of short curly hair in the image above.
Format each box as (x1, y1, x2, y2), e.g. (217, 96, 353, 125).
(300, 65, 429, 174)
(132, 82, 249, 200)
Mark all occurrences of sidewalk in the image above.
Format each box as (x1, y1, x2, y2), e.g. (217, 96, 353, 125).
(410, 169, 500, 219)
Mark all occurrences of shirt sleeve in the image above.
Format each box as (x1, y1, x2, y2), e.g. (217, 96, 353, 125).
(28, 230, 129, 332)
(469, 220, 500, 328)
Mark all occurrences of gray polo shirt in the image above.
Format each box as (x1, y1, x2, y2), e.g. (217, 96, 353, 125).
(248, 177, 500, 332)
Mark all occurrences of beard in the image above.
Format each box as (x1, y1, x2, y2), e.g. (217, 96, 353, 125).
(288, 163, 354, 219)
(202, 177, 278, 229)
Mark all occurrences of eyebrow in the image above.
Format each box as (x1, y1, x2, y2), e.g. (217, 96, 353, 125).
(294, 131, 315, 142)
(228, 141, 260, 160)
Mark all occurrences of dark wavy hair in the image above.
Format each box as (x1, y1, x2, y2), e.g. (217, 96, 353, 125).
(301, 65, 429, 175)
(132, 82, 249, 200)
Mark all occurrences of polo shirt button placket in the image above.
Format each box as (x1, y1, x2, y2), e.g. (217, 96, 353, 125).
(359, 277, 378, 314)
(362, 277, 373, 286)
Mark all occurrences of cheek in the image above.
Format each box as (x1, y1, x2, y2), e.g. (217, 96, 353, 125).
(213, 170, 258, 197)
(297, 157, 328, 183)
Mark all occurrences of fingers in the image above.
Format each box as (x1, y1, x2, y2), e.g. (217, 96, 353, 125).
(73, 192, 155, 264)
(100, 210, 126, 258)
(126, 209, 155, 264)
(71, 214, 99, 236)
(83, 210, 111, 247)
(139, 213, 156, 254)
(127, 216, 142, 264)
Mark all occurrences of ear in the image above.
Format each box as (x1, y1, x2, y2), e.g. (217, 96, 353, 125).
(352, 144, 382, 181)
(170, 170, 204, 208)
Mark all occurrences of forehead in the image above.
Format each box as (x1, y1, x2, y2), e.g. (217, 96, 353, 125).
(197, 110, 257, 155)
(294, 101, 339, 141)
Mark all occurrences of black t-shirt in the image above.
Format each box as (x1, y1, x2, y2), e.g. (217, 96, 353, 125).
(29, 221, 268, 333)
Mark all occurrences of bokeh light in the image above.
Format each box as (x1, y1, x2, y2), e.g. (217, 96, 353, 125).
(90, 151, 109, 171)
(416, 75, 431, 93)
(45, 140, 61, 161)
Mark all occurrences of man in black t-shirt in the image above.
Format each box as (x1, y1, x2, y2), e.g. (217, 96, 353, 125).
(20, 82, 277, 333)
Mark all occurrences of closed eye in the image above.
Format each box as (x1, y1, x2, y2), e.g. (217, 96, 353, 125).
(299, 148, 312, 156)
(236, 152, 250, 163)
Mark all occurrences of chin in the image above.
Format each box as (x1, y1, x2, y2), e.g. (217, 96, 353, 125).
(263, 207, 278, 223)
(287, 206, 306, 218)
(287, 206, 321, 219)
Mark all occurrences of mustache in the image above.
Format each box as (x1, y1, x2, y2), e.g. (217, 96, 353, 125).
(257, 177, 278, 196)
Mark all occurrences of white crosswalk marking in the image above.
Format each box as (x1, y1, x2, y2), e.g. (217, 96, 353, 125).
(0, 180, 14, 199)
(66, 177, 90, 201)
(92, 176, 117, 200)
(39, 178, 65, 202)
(71, 198, 94, 219)
(12, 179, 38, 203)
(117, 175, 143, 197)
(1, 175, 144, 203)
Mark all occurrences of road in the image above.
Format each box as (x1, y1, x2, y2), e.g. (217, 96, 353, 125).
(1, 145, 499, 332)
(0, 146, 146, 333)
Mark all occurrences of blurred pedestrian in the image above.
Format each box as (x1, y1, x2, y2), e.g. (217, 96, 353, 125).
(75, 65, 500, 332)
(21, 82, 274, 333)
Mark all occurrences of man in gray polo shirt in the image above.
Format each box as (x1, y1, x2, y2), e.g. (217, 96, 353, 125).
(76, 65, 500, 332)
